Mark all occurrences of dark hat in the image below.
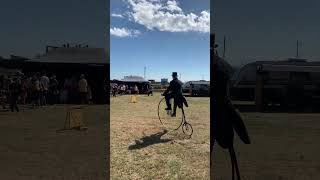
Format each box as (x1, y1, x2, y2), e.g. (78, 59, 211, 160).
(172, 72, 178, 76)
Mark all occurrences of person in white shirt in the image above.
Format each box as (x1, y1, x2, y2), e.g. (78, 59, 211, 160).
(32, 74, 41, 108)
(134, 85, 139, 94)
(78, 74, 88, 104)
(40, 72, 50, 106)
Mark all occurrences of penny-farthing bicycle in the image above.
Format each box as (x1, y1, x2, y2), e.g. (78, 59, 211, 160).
(157, 96, 193, 137)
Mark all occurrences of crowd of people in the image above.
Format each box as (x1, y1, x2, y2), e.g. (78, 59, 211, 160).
(0, 72, 92, 112)
(111, 83, 153, 97)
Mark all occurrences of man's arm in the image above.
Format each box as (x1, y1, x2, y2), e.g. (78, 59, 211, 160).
(163, 81, 173, 95)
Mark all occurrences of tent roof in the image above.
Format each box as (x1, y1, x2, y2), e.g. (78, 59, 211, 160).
(120, 76, 149, 83)
(188, 81, 210, 85)
(29, 47, 108, 64)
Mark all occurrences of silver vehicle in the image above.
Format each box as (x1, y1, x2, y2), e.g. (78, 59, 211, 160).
(182, 80, 210, 97)
(231, 58, 320, 107)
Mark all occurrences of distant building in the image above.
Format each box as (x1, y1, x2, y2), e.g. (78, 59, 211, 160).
(23, 45, 109, 104)
(29, 45, 107, 64)
(0, 55, 28, 69)
(110, 75, 150, 94)
(161, 78, 168, 85)
(0, 67, 22, 77)
(122, 75, 147, 82)
(1, 45, 109, 103)
(0, 55, 28, 77)
(148, 79, 156, 84)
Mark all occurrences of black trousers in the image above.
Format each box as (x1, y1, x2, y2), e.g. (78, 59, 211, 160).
(10, 95, 19, 112)
(165, 94, 177, 113)
(80, 92, 88, 104)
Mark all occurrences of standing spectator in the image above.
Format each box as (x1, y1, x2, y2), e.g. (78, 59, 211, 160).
(134, 84, 139, 94)
(70, 75, 78, 103)
(9, 78, 21, 112)
(49, 75, 59, 104)
(60, 87, 68, 104)
(87, 84, 93, 104)
(0, 75, 6, 109)
(118, 84, 122, 94)
(20, 76, 28, 105)
(112, 84, 118, 97)
(78, 74, 88, 104)
(31, 74, 40, 108)
(40, 72, 50, 106)
(120, 84, 125, 95)
(128, 85, 132, 94)
(64, 75, 72, 103)
(25, 76, 32, 104)
(148, 85, 153, 96)
(125, 85, 128, 94)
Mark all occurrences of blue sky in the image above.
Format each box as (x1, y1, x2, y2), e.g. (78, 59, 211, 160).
(110, 0, 210, 82)
(213, 0, 320, 67)
(0, 0, 107, 58)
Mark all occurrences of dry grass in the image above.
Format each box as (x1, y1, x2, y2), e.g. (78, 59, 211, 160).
(212, 112, 320, 180)
(110, 92, 210, 179)
(0, 104, 108, 180)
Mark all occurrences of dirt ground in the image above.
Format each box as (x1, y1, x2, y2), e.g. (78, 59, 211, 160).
(0, 104, 108, 180)
(212, 112, 320, 180)
(110, 93, 210, 179)
(2, 95, 318, 180)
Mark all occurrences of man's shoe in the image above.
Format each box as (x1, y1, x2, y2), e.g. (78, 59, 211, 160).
(171, 113, 176, 117)
(165, 107, 172, 110)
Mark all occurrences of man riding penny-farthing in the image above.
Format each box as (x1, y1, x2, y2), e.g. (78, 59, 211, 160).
(158, 72, 193, 137)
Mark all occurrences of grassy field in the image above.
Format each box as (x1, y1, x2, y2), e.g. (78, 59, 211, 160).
(212, 112, 320, 180)
(0, 104, 108, 180)
(110, 92, 210, 179)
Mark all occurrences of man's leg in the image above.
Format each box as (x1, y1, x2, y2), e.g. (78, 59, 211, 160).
(80, 93, 85, 104)
(165, 94, 173, 110)
(9, 96, 14, 112)
(44, 91, 47, 105)
(171, 101, 177, 117)
(14, 96, 19, 112)
(85, 93, 89, 104)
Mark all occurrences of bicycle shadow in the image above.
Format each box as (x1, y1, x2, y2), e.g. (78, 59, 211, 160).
(128, 129, 172, 150)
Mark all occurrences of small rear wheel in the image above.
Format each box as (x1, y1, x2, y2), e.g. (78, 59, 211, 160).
(182, 122, 193, 137)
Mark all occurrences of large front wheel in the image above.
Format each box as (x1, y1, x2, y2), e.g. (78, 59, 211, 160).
(158, 97, 183, 130)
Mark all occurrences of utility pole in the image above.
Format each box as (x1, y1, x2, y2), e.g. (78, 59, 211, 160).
(296, 40, 299, 58)
(144, 66, 146, 79)
(223, 35, 226, 58)
(296, 40, 302, 58)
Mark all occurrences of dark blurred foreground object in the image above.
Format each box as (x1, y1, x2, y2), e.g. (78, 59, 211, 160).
(211, 33, 250, 180)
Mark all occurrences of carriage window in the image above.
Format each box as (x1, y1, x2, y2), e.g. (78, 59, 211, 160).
(269, 72, 290, 80)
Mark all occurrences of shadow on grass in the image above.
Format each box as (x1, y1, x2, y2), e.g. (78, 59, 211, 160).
(128, 129, 172, 150)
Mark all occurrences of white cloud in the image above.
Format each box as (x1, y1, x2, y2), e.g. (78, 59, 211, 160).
(111, 13, 124, 18)
(126, 0, 210, 33)
(110, 27, 141, 37)
(164, 0, 182, 12)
